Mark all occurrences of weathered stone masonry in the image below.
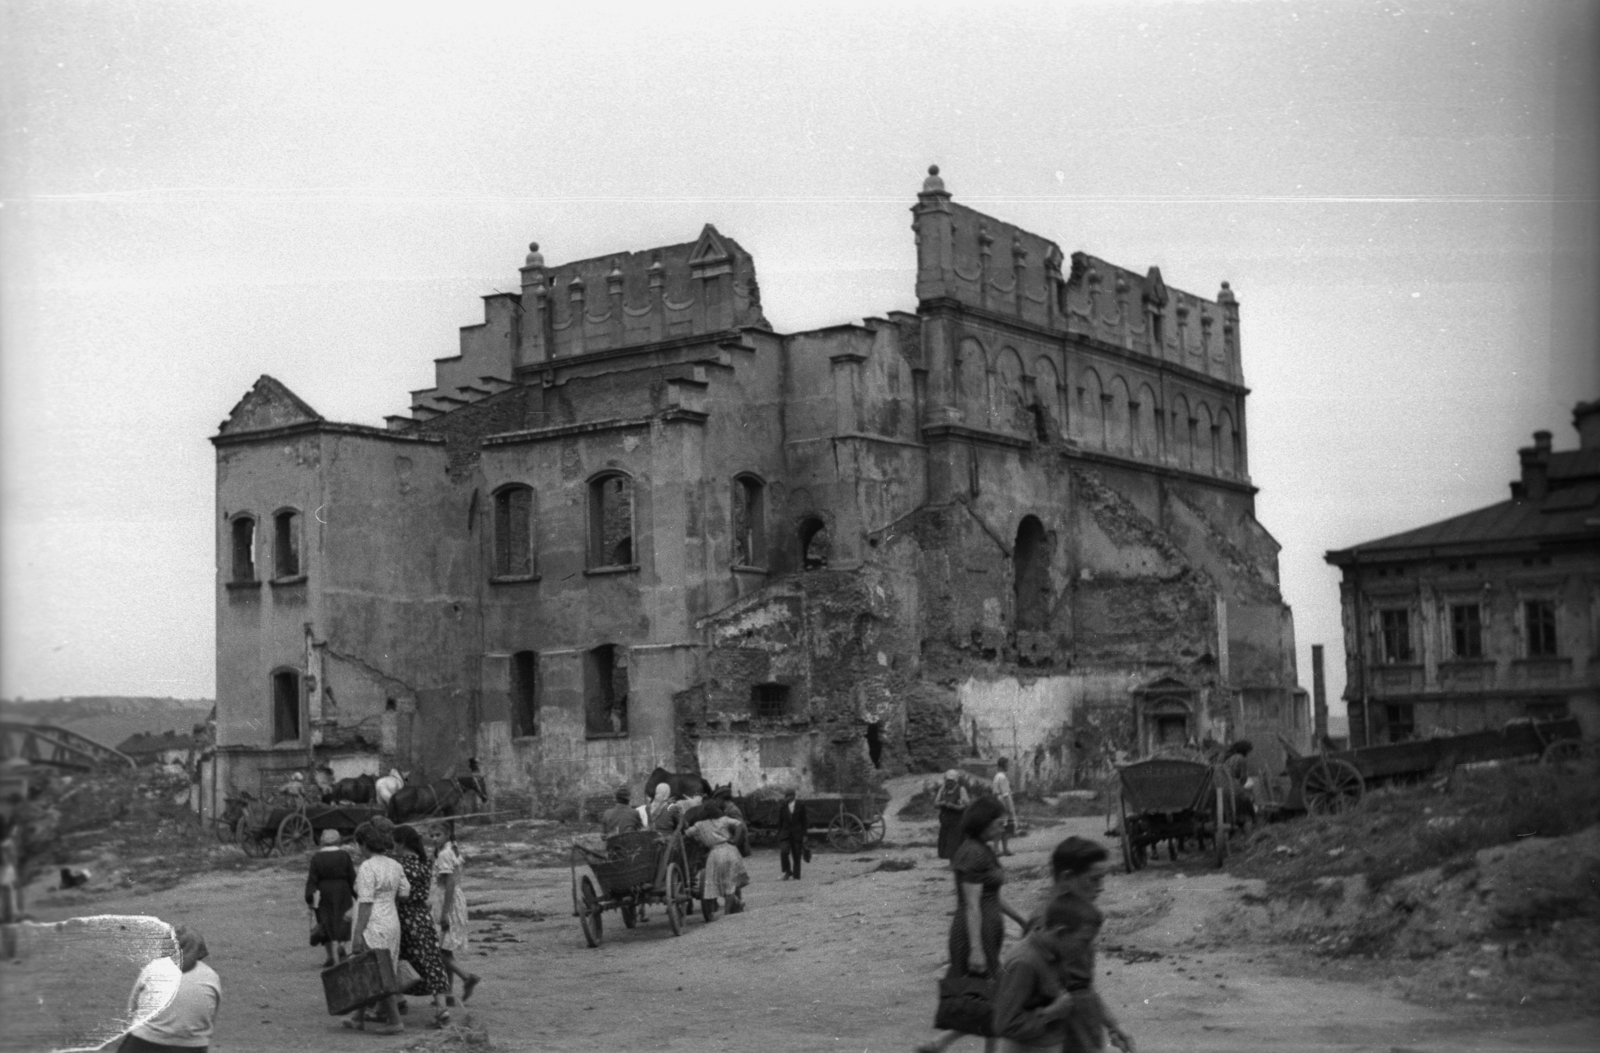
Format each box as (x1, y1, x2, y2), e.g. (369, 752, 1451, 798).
(205, 170, 1308, 817)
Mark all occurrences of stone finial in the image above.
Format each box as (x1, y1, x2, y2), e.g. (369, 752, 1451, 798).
(648, 253, 664, 291)
(922, 164, 946, 194)
(607, 259, 625, 291)
(1012, 233, 1027, 267)
(524, 242, 544, 268)
(1217, 280, 1236, 305)
(568, 272, 586, 301)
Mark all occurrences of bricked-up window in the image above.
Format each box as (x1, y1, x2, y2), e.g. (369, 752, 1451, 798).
(588, 473, 634, 568)
(732, 475, 766, 567)
(584, 644, 628, 736)
(493, 485, 534, 577)
(799, 517, 830, 570)
(1379, 609, 1413, 663)
(231, 516, 256, 582)
(752, 683, 790, 718)
(271, 668, 301, 743)
(273, 510, 300, 579)
(1384, 703, 1415, 743)
(1525, 600, 1558, 657)
(1449, 604, 1483, 659)
(510, 650, 538, 737)
(1014, 516, 1049, 631)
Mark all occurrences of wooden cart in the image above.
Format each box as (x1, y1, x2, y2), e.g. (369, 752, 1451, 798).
(235, 798, 383, 857)
(1115, 758, 1236, 872)
(734, 792, 889, 852)
(569, 830, 698, 948)
(1282, 717, 1584, 816)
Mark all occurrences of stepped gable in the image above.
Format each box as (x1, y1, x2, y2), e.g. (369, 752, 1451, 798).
(217, 375, 322, 436)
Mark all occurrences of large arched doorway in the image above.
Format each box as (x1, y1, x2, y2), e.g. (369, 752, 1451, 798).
(1014, 516, 1050, 631)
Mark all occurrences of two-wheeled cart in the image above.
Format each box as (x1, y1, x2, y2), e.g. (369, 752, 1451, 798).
(569, 830, 697, 947)
(1115, 758, 1237, 873)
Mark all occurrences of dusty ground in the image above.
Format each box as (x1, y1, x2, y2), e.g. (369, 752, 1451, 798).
(5, 776, 1598, 1053)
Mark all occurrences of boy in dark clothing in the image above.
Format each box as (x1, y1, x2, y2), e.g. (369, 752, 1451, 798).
(1031, 837, 1135, 1053)
(992, 897, 1096, 1051)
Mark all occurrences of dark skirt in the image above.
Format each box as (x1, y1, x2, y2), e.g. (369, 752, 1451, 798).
(312, 880, 354, 943)
(936, 807, 964, 860)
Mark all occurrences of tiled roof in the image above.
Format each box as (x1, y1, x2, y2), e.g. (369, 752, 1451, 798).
(1327, 481, 1600, 562)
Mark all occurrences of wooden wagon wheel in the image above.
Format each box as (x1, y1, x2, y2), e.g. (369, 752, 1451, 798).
(1213, 785, 1229, 868)
(828, 813, 868, 852)
(862, 814, 888, 848)
(1304, 759, 1364, 816)
(276, 812, 314, 855)
(577, 875, 604, 948)
(664, 862, 686, 937)
(1541, 739, 1583, 767)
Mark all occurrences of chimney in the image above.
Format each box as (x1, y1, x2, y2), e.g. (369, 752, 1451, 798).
(1517, 430, 1552, 501)
(1575, 399, 1600, 450)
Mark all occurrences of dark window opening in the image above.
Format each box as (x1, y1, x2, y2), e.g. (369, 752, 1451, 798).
(588, 474, 634, 568)
(1525, 600, 1558, 657)
(865, 721, 883, 768)
(272, 669, 301, 743)
(273, 511, 300, 578)
(1155, 714, 1189, 747)
(511, 650, 538, 737)
(799, 517, 831, 570)
(752, 683, 790, 719)
(493, 486, 534, 577)
(1013, 516, 1050, 631)
(1384, 704, 1415, 743)
(231, 517, 256, 582)
(385, 697, 397, 712)
(1150, 311, 1164, 347)
(732, 476, 766, 566)
(1379, 609, 1413, 663)
(1450, 604, 1483, 659)
(584, 644, 629, 736)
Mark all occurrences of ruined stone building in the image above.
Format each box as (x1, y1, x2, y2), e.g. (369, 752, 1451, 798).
(1326, 403, 1600, 747)
(208, 168, 1307, 813)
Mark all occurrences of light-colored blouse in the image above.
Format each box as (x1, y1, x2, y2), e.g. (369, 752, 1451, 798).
(354, 853, 410, 956)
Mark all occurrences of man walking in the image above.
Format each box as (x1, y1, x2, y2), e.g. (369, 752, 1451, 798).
(992, 757, 1017, 856)
(777, 789, 809, 880)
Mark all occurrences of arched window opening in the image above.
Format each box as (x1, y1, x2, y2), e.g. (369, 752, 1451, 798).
(751, 682, 790, 719)
(584, 644, 629, 737)
(799, 517, 831, 570)
(231, 516, 256, 583)
(732, 475, 766, 567)
(588, 474, 635, 568)
(273, 510, 301, 579)
(271, 668, 301, 743)
(493, 485, 534, 577)
(1014, 516, 1050, 631)
(865, 721, 884, 769)
(511, 650, 538, 737)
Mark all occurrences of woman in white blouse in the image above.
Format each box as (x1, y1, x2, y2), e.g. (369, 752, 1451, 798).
(346, 820, 410, 1034)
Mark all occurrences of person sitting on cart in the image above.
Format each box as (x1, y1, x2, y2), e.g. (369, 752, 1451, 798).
(277, 772, 312, 807)
(645, 783, 677, 833)
(600, 786, 643, 838)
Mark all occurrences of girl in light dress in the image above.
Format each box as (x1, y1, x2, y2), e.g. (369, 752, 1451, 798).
(429, 823, 482, 1006)
(346, 820, 409, 1034)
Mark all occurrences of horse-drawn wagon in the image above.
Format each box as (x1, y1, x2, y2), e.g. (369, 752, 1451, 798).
(1281, 716, 1585, 816)
(234, 796, 385, 857)
(1114, 757, 1237, 872)
(569, 830, 699, 947)
(734, 792, 889, 852)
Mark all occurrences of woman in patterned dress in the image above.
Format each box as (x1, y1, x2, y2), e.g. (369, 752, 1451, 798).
(429, 823, 481, 1006)
(392, 825, 451, 1027)
(347, 821, 408, 1034)
(690, 797, 750, 917)
(917, 796, 1031, 1053)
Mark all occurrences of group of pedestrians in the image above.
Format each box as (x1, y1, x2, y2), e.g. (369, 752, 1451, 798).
(921, 765, 1135, 1053)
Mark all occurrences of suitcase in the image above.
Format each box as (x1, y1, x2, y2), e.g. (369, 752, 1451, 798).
(320, 948, 399, 1015)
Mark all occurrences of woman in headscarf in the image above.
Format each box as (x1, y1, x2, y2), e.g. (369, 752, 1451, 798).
(306, 828, 356, 967)
(918, 796, 1031, 1053)
(392, 824, 451, 1027)
(690, 797, 750, 918)
(347, 819, 408, 1034)
(119, 924, 221, 1052)
(645, 782, 676, 832)
(429, 822, 481, 1006)
(934, 770, 970, 860)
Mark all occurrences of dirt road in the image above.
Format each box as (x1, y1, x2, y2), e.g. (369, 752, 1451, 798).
(7, 799, 1596, 1053)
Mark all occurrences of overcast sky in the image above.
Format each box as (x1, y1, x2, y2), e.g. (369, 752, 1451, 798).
(2, 1, 1596, 711)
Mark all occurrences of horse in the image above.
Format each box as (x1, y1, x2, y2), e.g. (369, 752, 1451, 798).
(323, 774, 377, 805)
(644, 767, 713, 801)
(388, 775, 483, 823)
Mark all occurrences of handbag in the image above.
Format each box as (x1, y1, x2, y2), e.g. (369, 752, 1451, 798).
(933, 974, 995, 1036)
(802, 845, 812, 864)
(309, 913, 326, 947)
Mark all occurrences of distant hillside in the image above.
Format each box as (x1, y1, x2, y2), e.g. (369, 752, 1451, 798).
(1, 697, 213, 751)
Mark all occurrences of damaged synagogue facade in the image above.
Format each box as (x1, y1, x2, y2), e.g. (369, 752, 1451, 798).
(207, 168, 1308, 815)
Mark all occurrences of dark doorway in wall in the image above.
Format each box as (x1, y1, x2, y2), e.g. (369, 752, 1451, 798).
(585, 644, 629, 736)
(1014, 516, 1049, 631)
(511, 650, 538, 737)
(799, 517, 830, 570)
(865, 721, 883, 768)
(271, 669, 300, 743)
(751, 683, 790, 719)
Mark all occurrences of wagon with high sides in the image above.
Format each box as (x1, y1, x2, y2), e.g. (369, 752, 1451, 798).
(569, 829, 699, 947)
(1114, 757, 1237, 872)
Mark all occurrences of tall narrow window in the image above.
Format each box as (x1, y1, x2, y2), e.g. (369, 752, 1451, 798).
(588, 474, 634, 568)
(584, 644, 629, 737)
(1379, 609, 1413, 663)
(1450, 604, 1483, 659)
(271, 669, 301, 743)
(493, 485, 534, 577)
(1013, 516, 1049, 631)
(1384, 703, 1416, 743)
(1525, 600, 1558, 657)
(273, 510, 301, 579)
(799, 517, 830, 570)
(732, 475, 766, 567)
(231, 516, 256, 582)
(510, 650, 538, 737)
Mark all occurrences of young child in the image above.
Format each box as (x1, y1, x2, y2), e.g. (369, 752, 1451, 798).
(992, 897, 1097, 1052)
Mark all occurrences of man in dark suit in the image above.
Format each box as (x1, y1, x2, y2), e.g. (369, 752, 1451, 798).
(777, 788, 809, 880)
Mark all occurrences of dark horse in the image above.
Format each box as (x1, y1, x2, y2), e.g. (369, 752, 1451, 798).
(323, 774, 377, 805)
(388, 775, 483, 823)
(645, 767, 713, 801)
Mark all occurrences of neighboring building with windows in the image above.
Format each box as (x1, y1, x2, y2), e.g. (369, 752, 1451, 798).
(1326, 402, 1600, 746)
(209, 169, 1307, 812)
